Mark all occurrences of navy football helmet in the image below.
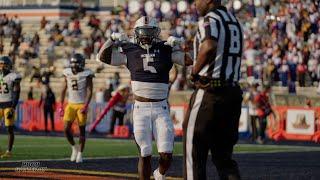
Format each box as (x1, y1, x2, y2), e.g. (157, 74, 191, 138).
(70, 53, 85, 73)
(0, 56, 13, 74)
(134, 16, 160, 46)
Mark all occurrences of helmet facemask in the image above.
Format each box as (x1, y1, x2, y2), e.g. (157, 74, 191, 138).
(70, 55, 85, 74)
(135, 26, 160, 46)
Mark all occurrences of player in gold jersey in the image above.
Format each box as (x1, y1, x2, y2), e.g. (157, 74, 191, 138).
(59, 53, 94, 163)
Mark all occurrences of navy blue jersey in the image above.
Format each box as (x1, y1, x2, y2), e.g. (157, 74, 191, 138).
(120, 41, 173, 84)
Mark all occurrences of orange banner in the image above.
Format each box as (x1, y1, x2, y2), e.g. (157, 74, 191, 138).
(268, 106, 320, 143)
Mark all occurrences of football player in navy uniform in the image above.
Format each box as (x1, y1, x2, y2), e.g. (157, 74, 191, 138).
(97, 16, 193, 180)
(0, 56, 21, 158)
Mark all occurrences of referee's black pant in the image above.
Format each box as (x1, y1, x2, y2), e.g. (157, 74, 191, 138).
(183, 86, 243, 180)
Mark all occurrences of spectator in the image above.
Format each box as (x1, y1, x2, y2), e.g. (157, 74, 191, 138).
(40, 16, 47, 30)
(0, 39, 3, 55)
(112, 72, 120, 89)
(82, 37, 93, 59)
(244, 83, 260, 142)
(0, 14, 9, 26)
(95, 88, 105, 103)
(61, 20, 70, 36)
(71, 3, 86, 20)
(46, 37, 55, 66)
(12, 15, 21, 26)
(279, 61, 289, 86)
(297, 62, 307, 87)
(104, 21, 112, 38)
(53, 31, 64, 46)
(39, 85, 56, 133)
(41, 67, 54, 85)
(72, 19, 81, 37)
(0, 25, 4, 37)
(30, 66, 41, 83)
(31, 32, 40, 45)
(104, 82, 113, 102)
(255, 85, 275, 144)
(247, 0, 256, 17)
(244, 43, 257, 78)
(89, 85, 130, 133)
(305, 98, 312, 108)
(88, 14, 101, 29)
(52, 23, 60, 34)
(27, 87, 34, 100)
(30, 32, 40, 57)
(45, 21, 53, 34)
(10, 29, 21, 52)
(317, 63, 320, 85)
(108, 85, 130, 135)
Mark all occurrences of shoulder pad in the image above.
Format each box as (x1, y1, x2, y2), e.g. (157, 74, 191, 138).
(14, 73, 22, 81)
(82, 69, 94, 77)
(63, 68, 72, 77)
(6, 72, 21, 81)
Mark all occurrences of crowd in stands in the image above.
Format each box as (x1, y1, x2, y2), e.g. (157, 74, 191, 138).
(240, 0, 319, 89)
(92, 0, 320, 90)
(0, 0, 319, 95)
(0, 14, 41, 65)
(119, 0, 320, 90)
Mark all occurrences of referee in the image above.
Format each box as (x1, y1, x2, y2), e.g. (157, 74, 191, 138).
(183, 0, 243, 180)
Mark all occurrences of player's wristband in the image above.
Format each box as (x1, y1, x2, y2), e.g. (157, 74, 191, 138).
(190, 74, 200, 83)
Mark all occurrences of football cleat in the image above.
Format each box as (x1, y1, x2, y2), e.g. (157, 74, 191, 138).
(1, 151, 12, 159)
(153, 168, 166, 180)
(70, 146, 78, 162)
(76, 152, 83, 163)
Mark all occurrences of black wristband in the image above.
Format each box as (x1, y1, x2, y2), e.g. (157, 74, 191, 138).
(190, 74, 200, 82)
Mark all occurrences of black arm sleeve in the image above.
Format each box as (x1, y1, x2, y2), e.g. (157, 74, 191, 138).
(97, 39, 113, 64)
(11, 89, 20, 108)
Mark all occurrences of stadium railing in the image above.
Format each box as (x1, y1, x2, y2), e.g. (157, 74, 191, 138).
(11, 100, 320, 143)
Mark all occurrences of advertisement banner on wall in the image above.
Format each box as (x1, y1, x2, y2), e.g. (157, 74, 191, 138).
(286, 109, 315, 135)
(239, 107, 249, 133)
(169, 106, 250, 135)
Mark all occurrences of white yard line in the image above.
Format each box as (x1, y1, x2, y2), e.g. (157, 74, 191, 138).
(235, 144, 320, 150)
(7, 143, 320, 150)
(0, 155, 139, 163)
(11, 135, 134, 142)
(1, 148, 320, 163)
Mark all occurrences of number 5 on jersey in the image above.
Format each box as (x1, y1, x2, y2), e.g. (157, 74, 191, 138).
(142, 54, 157, 73)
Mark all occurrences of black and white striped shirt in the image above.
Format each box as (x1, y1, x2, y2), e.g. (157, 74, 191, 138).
(193, 6, 243, 82)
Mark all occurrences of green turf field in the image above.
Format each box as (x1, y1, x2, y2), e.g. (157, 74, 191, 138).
(0, 135, 319, 161)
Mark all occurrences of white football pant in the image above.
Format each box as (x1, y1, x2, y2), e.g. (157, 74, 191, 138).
(133, 100, 174, 157)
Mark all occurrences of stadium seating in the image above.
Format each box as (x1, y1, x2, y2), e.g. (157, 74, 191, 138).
(1, 18, 132, 99)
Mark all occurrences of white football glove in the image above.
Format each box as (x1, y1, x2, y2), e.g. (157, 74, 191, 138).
(111, 32, 129, 42)
(164, 36, 184, 47)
